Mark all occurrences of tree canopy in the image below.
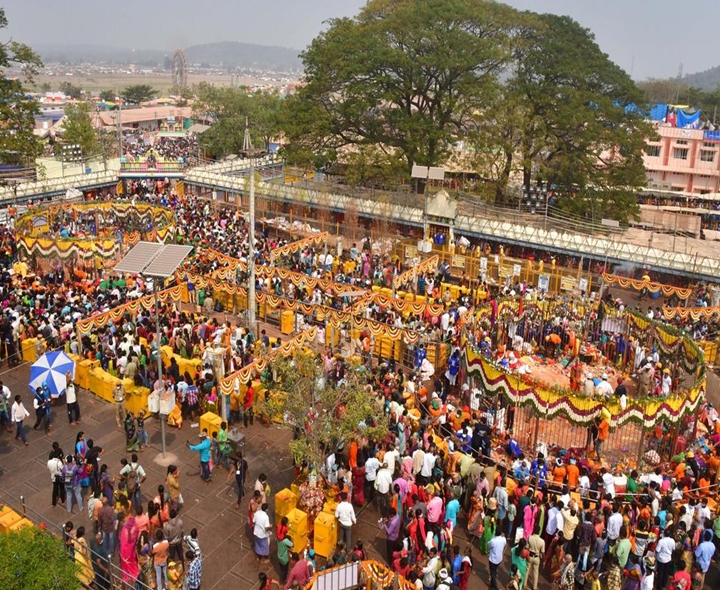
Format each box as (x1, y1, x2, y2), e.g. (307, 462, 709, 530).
(98, 89, 116, 102)
(284, 0, 517, 173)
(255, 350, 388, 469)
(0, 8, 43, 166)
(280, 0, 654, 221)
(59, 103, 98, 159)
(192, 83, 283, 158)
(489, 13, 655, 222)
(0, 527, 80, 590)
(120, 84, 157, 105)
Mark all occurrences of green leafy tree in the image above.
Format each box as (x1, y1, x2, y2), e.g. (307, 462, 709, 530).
(493, 14, 654, 222)
(59, 81, 83, 100)
(0, 527, 80, 590)
(343, 145, 408, 189)
(98, 89, 115, 102)
(0, 8, 43, 166)
(255, 350, 388, 468)
(120, 84, 157, 105)
(283, 0, 518, 173)
(59, 102, 98, 159)
(193, 84, 283, 157)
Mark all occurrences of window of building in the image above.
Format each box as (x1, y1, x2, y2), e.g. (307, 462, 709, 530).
(645, 145, 661, 157)
(703, 142, 717, 148)
(676, 139, 688, 145)
(700, 149, 715, 162)
(673, 147, 689, 160)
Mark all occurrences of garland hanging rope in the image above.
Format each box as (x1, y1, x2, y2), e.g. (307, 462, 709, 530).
(662, 305, 720, 321)
(270, 231, 329, 261)
(76, 285, 184, 335)
(393, 254, 439, 290)
(465, 301, 706, 429)
(601, 272, 693, 300)
(219, 327, 318, 394)
(176, 269, 423, 344)
(15, 201, 176, 260)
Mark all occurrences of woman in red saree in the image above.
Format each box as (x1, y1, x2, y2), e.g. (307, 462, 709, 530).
(119, 514, 140, 585)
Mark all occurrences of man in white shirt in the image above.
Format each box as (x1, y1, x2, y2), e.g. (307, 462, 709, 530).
(606, 506, 623, 544)
(375, 463, 393, 513)
(694, 497, 711, 526)
(655, 530, 676, 590)
(383, 445, 399, 476)
(334, 492, 356, 550)
(65, 377, 80, 425)
(421, 448, 436, 483)
(252, 503, 272, 562)
(364, 455, 380, 504)
(487, 529, 507, 590)
(545, 503, 560, 538)
(47, 454, 65, 507)
(422, 548, 440, 589)
(600, 468, 615, 499)
(578, 469, 590, 498)
(595, 374, 613, 398)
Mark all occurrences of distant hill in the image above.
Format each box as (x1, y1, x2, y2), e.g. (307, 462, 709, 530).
(185, 42, 301, 72)
(680, 65, 720, 91)
(35, 41, 302, 72)
(35, 44, 165, 66)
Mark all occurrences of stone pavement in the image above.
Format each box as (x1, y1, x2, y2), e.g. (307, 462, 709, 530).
(0, 358, 717, 589)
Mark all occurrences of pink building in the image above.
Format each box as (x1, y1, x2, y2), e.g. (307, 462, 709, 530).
(643, 124, 720, 194)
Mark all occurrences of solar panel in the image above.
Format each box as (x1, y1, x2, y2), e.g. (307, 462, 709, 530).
(114, 242, 193, 278)
(114, 242, 164, 274)
(143, 245, 194, 278)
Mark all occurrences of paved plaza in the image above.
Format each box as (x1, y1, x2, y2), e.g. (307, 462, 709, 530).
(1, 351, 718, 589)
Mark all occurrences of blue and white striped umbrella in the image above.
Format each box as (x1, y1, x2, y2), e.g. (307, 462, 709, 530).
(29, 351, 76, 398)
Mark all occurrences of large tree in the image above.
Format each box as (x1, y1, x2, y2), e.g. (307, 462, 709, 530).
(193, 83, 283, 158)
(283, 0, 519, 173)
(59, 102, 98, 159)
(0, 8, 43, 166)
(488, 14, 655, 222)
(120, 84, 157, 105)
(255, 350, 388, 469)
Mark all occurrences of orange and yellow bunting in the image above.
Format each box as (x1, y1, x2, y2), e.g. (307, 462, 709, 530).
(219, 328, 318, 394)
(271, 232, 329, 260)
(393, 254, 439, 290)
(76, 285, 183, 335)
(662, 305, 720, 321)
(602, 273, 692, 300)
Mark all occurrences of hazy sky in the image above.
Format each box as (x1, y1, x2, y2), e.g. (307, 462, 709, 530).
(1, 0, 716, 80)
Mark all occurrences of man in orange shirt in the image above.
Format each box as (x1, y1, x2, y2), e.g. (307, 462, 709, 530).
(566, 458, 580, 490)
(552, 459, 567, 487)
(595, 417, 609, 459)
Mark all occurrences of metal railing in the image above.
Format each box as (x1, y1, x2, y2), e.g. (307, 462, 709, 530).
(0, 487, 153, 590)
(0, 170, 118, 204)
(119, 161, 187, 172)
(185, 169, 720, 280)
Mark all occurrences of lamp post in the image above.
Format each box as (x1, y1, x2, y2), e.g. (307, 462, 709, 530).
(114, 242, 192, 459)
(243, 118, 257, 336)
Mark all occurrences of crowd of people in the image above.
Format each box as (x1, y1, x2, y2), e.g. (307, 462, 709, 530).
(1, 178, 719, 590)
(121, 131, 199, 168)
(49, 433, 204, 590)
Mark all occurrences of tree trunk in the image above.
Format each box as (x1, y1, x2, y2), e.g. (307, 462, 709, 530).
(495, 148, 514, 206)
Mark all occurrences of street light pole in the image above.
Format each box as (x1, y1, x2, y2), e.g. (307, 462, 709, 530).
(154, 280, 167, 458)
(244, 118, 257, 335)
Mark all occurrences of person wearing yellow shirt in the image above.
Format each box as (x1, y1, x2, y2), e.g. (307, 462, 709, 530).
(229, 387, 243, 426)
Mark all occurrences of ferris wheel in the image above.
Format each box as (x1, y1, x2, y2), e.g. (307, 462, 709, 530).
(171, 49, 188, 91)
